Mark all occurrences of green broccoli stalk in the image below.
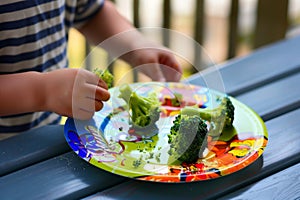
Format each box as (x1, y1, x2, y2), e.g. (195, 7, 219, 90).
(93, 68, 114, 88)
(168, 114, 208, 164)
(118, 84, 161, 129)
(118, 83, 133, 105)
(180, 96, 235, 136)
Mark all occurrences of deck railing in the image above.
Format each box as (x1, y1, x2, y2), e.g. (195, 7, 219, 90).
(69, 0, 292, 83)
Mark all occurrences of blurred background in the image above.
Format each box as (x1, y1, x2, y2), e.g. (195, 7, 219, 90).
(67, 0, 300, 83)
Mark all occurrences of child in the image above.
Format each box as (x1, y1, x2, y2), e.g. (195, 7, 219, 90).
(0, 0, 182, 138)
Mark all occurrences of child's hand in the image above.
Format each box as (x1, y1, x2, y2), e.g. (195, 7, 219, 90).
(126, 48, 182, 82)
(43, 68, 110, 120)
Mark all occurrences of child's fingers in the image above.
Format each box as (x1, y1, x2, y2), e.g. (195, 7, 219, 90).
(94, 99, 104, 111)
(82, 70, 108, 90)
(97, 78, 108, 90)
(139, 63, 166, 82)
(95, 86, 110, 102)
(85, 84, 110, 102)
(153, 63, 166, 82)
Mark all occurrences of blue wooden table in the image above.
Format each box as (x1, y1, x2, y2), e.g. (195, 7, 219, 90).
(1, 35, 300, 200)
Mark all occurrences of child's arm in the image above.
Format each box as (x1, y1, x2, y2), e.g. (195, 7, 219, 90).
(0, 68, 110, 119)
(78, 0, 182, 82)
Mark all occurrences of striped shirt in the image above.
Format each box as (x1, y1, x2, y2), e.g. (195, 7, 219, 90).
(0, 0, 104, 134)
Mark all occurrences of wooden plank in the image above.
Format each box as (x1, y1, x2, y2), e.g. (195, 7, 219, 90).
(162, 0, 171, 47)
(132, 0, 140, 82)
(0, 125, 69, 177)
(227, 0, 239, 59)
(193, 0, 205, 71)
(194, 0, 205, 45)
(133, 0, 140, 28)
(82, 108, 300, 200)
(254, 0, 289, 48)
(236, 72, 300, 121)
(0, 152, 127, 200)
(219, 163, 300, 200)
(187, 36, 300, 96)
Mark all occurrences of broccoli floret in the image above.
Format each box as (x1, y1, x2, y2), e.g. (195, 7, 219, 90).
(180, 97, 235, 136)
(118, 84, 161, 129)
(129, 91, 161, 128)
(168, 114, 208, 164)
(93, 68, 114, 88)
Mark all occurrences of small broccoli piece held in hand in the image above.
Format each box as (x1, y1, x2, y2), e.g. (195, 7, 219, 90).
(93, 68, 114, 88)
(181, 96, 234, 136)
(168, 114, 208, 164)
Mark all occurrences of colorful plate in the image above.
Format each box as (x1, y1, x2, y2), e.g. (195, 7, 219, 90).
(64, 82, 268, 183)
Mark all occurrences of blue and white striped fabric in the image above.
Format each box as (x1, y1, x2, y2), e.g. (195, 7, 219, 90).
(0, 0, 104, 134)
